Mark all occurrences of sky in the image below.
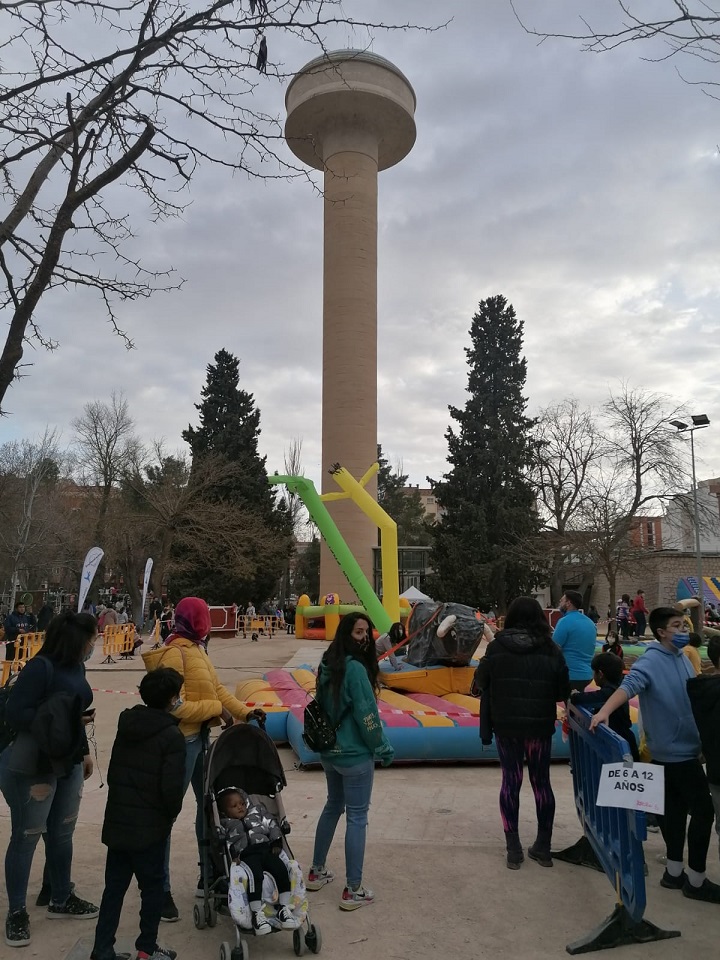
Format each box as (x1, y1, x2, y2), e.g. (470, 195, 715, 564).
(3, 0, 720, 492)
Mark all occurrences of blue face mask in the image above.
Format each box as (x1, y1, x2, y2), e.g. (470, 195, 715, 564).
(83, 648, 94, 662)
(671, 633, 690, 649)
(171, 697, 183, 711)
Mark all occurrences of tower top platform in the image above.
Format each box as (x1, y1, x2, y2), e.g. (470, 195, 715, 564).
(285, 49, 416, 171)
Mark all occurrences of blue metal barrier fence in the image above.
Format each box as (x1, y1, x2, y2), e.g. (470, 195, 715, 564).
(564, 703, 680, 954)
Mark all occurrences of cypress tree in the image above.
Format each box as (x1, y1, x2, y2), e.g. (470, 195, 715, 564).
(428, 295, 539, 611)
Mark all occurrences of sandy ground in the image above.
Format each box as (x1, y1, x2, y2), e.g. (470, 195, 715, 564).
(2, 631, 719, 960)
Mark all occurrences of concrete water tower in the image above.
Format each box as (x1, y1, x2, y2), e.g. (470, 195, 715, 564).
(285, 50, 416, 601)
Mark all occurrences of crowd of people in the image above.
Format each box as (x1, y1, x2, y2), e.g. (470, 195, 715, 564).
(2, 587, 720, 957)
(475, 590, 720, 906)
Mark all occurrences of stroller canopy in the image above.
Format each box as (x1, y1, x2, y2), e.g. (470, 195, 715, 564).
(205, 722, 287, 798)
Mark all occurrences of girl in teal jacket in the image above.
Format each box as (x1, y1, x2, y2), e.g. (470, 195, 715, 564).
(306, 612, 394, 911)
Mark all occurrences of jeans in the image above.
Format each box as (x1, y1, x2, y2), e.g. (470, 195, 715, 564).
(312, 758, 374, 890)
(634, 613, 646, 637)
(0, 756, 84, 912)
(163, 732, 206, 892)
(92, 840, 166, 959)
(657, 757, 715, 872)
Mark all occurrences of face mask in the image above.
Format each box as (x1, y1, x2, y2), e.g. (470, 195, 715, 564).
(171, 697, 183, 711)
(83, 648, 94, 662)
(671, 633, 690, 649)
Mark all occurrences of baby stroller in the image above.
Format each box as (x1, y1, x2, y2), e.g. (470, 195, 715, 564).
(195, 721, 322, 960)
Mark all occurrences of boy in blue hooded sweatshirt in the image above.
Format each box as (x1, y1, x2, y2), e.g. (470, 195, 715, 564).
(590, 606, 719, 903)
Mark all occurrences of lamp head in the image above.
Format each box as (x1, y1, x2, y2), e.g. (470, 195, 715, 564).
(670, 420, 688, 430)
(691, 414, 710, 427)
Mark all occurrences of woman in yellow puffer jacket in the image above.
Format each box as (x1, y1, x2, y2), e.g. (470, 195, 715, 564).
(142, 596, 264, 920)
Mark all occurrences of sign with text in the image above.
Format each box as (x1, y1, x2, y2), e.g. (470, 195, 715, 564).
(596, 762, 665, 815)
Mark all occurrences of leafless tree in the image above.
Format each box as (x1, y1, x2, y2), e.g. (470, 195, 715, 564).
(530, 398, 605, 603)
(119, 447, 288, 600)
(531, 384, 692, 605)
(0, 1, 438, 410)
(512, 1, 720, 60)
(72, 391, 143, 541)
(0, 428, 64, 605)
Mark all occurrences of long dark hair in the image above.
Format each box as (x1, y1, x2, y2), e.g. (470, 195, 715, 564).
(503, 597, 554, 646)
(38, 611, 97, 667)
(321, 611, 379, 708)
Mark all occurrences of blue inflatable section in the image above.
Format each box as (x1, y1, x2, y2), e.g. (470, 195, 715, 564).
(285, 708, 570, 767)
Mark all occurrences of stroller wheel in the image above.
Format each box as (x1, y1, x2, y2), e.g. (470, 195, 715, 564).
(193, 902, 206, 930)
(305, 924, 322, 954)
(220, 942, 232, 960)
(293, 928, 306, 956)
(231, 940, 249, 960)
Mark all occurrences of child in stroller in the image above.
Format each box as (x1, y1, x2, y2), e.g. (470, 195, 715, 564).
(218, 787, 299, 935)
(196, 722, 321, 959)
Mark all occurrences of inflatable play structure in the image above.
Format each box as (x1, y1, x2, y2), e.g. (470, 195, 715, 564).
(264, 465, 639, 765)
(677, 576, 720, 605)
(235, 666, 568, 765)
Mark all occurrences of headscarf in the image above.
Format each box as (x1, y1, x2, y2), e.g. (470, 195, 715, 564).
(165, 596, 211, 645)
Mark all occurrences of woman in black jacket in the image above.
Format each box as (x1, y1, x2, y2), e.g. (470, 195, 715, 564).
(474, 597, 570, 870)
(1, 611, 100, 948)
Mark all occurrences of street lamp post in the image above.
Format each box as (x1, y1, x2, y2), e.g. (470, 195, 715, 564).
(671, 415, 711, 631)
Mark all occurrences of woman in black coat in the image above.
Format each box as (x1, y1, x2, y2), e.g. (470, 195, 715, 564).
(474, 597, 570, 870)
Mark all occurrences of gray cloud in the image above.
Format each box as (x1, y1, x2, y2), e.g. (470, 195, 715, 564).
(4, 0, 720, 492)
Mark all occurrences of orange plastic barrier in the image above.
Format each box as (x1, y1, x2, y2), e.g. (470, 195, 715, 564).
(101, 624, 138, 663)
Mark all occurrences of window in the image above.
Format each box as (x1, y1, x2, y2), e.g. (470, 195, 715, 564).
(646, 522, 654, 546)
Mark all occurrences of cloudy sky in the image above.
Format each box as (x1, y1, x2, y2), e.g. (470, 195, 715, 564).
(4, 0, 720, 492)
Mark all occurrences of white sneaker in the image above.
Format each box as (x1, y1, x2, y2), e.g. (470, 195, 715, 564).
(436, 614, 457, 638)
(339, 885, 375, 911)
(252, 910, 272, 936)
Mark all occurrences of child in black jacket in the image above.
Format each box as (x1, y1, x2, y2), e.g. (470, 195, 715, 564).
(91, 668, 185, 960)
(571, 653, 639, 761)
(688, 637, 720, 858)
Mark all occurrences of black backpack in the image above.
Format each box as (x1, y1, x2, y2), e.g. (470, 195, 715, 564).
(302, 695, 349, 753)
(0, 657, 53, 755)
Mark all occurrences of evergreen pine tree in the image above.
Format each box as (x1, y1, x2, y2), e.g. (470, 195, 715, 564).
(427, 295, 539, 611)
(183, 349, 276, 518)
(174, 348, 291, 601)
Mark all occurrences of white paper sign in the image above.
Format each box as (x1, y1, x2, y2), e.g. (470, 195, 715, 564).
(596, 762, 665, 815)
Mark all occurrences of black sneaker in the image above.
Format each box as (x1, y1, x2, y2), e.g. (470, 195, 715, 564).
(252, 910, 272, 936)
(660, 869, 687, 890)
(47, 893, 99, 919)
(5, 909, 31, 948)
(682, 878, 720, 903)
(160, 892, 179, 923)
(37, 880, 74, 907)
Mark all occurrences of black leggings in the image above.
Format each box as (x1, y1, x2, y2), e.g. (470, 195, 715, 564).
(240, 846, 290, 901)
(657, 758, 715, 873)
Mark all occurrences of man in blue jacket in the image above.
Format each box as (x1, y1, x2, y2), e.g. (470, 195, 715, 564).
(3, 600, 34, 662)
(552, 590, 597, 693)
(590, 606, 719, 903)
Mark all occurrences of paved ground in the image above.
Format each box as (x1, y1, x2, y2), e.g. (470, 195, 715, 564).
(2, 631, 719, 960)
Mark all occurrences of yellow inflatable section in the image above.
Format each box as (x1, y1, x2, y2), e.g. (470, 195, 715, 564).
(378, 689, 455, 727)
